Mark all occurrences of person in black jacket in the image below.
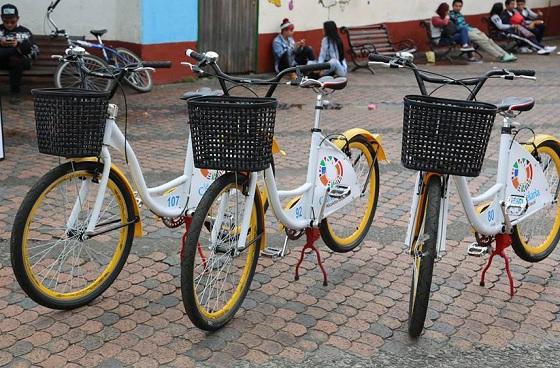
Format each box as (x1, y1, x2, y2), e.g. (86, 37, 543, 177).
(0, 4, 36, 103)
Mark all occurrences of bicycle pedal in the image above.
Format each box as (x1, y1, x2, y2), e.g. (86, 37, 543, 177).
(328, 185, 351, 199)
(262, 247, 288, 258)
(468, 242, 489, 257)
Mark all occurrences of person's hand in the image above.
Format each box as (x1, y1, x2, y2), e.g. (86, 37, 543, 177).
(535, 20, 544, 25)
(0, 38, 17, 47)
(537, 10, 544, 17)
(444, 15, 450, 21)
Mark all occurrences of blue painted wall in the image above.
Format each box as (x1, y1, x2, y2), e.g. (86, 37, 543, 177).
(141, 0, 198, 44)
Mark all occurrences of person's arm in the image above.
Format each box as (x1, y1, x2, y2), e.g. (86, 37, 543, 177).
(318, 38, 328, 63)
(431, 16, 448, 27)
(526, 7, 540, 19)
(272, 36, 285, 59)
(492, 14, 513, 30)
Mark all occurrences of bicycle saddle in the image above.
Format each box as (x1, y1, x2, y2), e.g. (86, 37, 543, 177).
(301, 76, 348, 91)
(180, 87, 223, 101)
(497, 97, 535, 112)
(90, 29, 108, 37)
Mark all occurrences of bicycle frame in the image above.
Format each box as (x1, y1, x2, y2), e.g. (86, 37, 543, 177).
(236, 91, 384, 250)
(406, 112, 557, 257)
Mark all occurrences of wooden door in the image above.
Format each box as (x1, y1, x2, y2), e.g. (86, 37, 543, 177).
(198, 0, 258, 74)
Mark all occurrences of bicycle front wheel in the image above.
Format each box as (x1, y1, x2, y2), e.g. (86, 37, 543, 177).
(408, 175, 441, 338)
(320, 135, 380, 252)
(115, 48, 153, 92)
(512, 140, 560, 262)
(10, 161, 135, 309)
(54, 54, 114, 92)
(181, 172, 263, 331)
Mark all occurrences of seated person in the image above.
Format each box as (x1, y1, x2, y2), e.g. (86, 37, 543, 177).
(272, 18, 315, 73)
(0, 3, 36, 104)
(491, 1, 555, 55)
(449, 0, 516, 62)
(317, 21, 347, 77)
(517, 0, 545, 42)
(431, 2, 476, 61)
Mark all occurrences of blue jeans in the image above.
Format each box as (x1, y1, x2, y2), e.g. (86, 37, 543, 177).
(453, 27, 470, 45)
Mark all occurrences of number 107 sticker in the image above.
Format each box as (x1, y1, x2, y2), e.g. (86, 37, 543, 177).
(167, 195, 180, 207)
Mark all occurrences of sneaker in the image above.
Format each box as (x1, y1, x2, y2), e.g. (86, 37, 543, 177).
(518, 47, 532, 54)
(544, 45, 557, 53)
(460, 45, 475, 52)
(500, 53, 518, 62)
(537, 48, 550, 55)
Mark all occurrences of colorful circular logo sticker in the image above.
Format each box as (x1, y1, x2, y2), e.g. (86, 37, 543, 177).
(199, 169, 221, 181)
(318, 156, 344, 188)
(511, 158, 533, 193)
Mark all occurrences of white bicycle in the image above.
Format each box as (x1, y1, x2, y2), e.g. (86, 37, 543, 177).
(9, 49, 284, 309)
(369, 54, 560, 338)
(180, 50, 388, 330)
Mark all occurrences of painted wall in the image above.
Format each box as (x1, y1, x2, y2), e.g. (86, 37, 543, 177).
(141, 0, 198, 44)
(259, 0, 560, 34)
(6, 0, 142, 43)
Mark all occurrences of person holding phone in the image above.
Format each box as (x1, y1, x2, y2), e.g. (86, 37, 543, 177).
(0, 4, 36, 104)
(272, 18, 315, 73)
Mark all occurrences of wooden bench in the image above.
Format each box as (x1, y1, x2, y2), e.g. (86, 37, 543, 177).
(420, 20, 482, 64)
(481, 17, 518, 52)
(340, 24, 417, 73)
(0, 35, 68, 79)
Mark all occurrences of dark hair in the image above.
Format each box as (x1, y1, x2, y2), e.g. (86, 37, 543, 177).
(452, 0, 463, 5)
(436, 3, 450, 18)
(323, 20, 344, 62)
(505, 0, 515, 6)
(491, 2, 504, 15)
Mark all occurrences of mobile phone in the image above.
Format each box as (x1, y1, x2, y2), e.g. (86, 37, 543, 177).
(5, 35, 15, 41)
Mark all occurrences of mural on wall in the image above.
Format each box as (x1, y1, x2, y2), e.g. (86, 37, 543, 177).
(268, 0, 295, 10)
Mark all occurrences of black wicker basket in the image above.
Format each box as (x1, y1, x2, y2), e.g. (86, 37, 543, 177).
(402, 95, 497, 177)
(187, 96, 277, 172)
(32, 88, 109, 157)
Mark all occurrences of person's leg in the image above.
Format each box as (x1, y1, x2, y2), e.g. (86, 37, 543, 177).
(294, 46, 315, 65)
(7, 52, 27, 94)
(454, 28, 470, 46)
(468, 28, 507, 59)
(533, 23, 545, 43)
(277, 51, 291, 71)
(516, 26, 544, 49)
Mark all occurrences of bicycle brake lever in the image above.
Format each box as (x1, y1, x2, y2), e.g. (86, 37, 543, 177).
(51, 55, 63, 60)
(181, 61, 195, 70)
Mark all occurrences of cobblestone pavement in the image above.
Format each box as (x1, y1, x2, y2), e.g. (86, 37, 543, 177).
(1, 47, 560, 367)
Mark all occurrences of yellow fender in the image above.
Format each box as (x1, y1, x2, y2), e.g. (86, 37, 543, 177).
(332, 128, 389, 162)
(522, 134, 560, 152)
(272, 137, 286, 156)
(75, 158, 143, 237)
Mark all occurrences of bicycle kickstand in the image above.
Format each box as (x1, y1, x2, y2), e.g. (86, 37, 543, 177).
(294, 228, 328, 286)
(479, 233, 515, 297)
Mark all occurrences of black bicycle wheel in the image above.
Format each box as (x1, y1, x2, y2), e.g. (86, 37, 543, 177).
(408, 175, 441, 338)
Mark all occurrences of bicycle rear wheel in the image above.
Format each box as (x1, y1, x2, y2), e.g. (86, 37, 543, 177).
(54, 54, 114, 92)
(512, 141, 560, 262)
(408, 175, 441, 338)
(115, 48, 153, 93)
(181, 172, 263, 331)
(320, 135, 380, 252)
(10, 161, 135, 309)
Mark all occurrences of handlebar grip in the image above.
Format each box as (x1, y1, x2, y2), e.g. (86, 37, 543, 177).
(509, 69, 536, 77)
(142, 61, 172, 69)
(186, 49, 205, 62)
(297, 62, 332, 73)
(368, 53, 393, 63)
(48, 0, 61, 11)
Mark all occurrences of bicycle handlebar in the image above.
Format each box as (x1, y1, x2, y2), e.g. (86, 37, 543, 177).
(368, 53, 536, 100)
(185, 49, 333, 97)
(142, 61, 172, 69)
(47, 0, 61, 12)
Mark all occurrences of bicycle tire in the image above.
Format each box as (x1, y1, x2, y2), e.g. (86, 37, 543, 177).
(115, 47, 153, 93)
(320, 135, 380, 252)
(54, 54, 114, 92)
(10, 161, 135, 309)
(511, 140, 560, 262)
(181, 172, 263, 331)
(408, 175, 441, 338)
